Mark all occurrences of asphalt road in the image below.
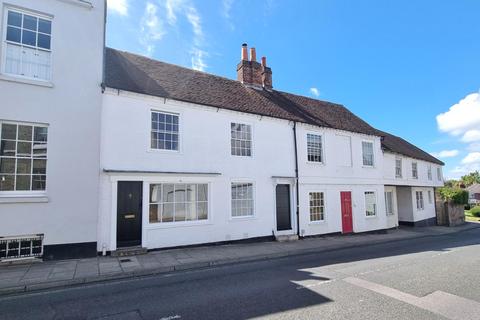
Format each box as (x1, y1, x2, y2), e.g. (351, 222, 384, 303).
(1, 228, 480, 320)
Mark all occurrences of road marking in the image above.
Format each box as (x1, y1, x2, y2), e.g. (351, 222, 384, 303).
(159, 315, 181, 320)
(344, 277, 480, 320)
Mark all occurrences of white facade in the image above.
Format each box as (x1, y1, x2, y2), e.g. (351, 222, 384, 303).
(0, 0, 105, 259)
(98, 89, 297, 251)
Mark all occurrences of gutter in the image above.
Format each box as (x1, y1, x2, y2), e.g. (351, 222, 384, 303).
(293, 122, 300, 237)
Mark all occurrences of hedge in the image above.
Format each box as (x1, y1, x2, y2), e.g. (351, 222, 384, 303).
(471, 206, 480, 217)
(438, 187, 469, 205)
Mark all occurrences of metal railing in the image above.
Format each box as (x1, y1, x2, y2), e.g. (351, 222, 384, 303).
(0, 234, 43, 261)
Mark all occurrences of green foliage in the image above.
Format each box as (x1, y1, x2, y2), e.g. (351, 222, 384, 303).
(460, 171, 480, 187)
(438, 187, 469, 205)
(471, 206, 480, 217)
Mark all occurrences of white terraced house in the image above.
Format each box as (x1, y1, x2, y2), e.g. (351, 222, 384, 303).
(0, 0, 444, 261)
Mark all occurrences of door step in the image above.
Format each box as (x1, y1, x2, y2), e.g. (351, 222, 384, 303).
(112, 246, 147, 257)
(275, 234, 299, 242)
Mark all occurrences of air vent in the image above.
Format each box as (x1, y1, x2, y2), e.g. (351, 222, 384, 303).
(0, 235, 43, 261)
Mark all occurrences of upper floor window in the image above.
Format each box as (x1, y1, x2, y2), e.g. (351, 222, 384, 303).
(365, 191, 377, 216)
(427, 165, 432, 181)
(362, 141, 374, 166)
(412, 162, 418, 179)
(151, 111, 179, 151)
(149, 183, 208, 223)
(437, 167, 442, 181)
(416, 191, 424, 210)
(231, 182, 254, 217)
(309, 192, 325, 221)
(231, 123, 252, 157)
(428, 190, 433, 204)
(395, 158, 402, 178)
(307, 134, 323, 163)
(0, 122, 47, 192)
(3, 9, 52, 81)
(385, 191, 394, 215)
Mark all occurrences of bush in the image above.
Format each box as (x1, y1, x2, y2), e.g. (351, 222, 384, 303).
(471, 206, 480, 217)
(438, 187, 469, 205)
(465, 204, 471, 210)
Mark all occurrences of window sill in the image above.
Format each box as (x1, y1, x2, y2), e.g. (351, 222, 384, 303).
(365, 215, 377, 219)
(0, 196, 49, 204)
(308, 220, 326, 225)
(146, 220, 211, 229)
(230, 216, 256, 222)
(0, 74, 53, 88)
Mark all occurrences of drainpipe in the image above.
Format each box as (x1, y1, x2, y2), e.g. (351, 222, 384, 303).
(293, 122, 300, 237)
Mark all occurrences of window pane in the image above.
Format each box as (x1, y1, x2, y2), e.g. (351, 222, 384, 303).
(149, 204, 161, 223)
(0, 175, 15, 191)
(186, 184, 196, 201)
(163, 184, 174, 202)
(22, 30, 36, 46)
(174, 184, 186, 202)
(31, 175, 46, 190)
(16, 159, 31, 174)
(37, 34, 51, 50)
(0, 158, 15, 173)
(186, 202, 196, 221)
(23, 15, 38, 31)
(197, 202, 208, 220)
(15, 175, 30, 191)
(197, 184, 208, 201)
(38, 19, 51, 34)
(18, 125, 32, 141)
(1, 140, 16, 156)
(150, 184, 161, 203)
(34, 127, 48, 142)
(32, 142, 47, 157)
(162, 203, 174, 222)
(2, 124, 17, 140)
(6, 26, 21, 43)
(174, 203, 186, 222)
(32, 159, 46, 174)
(17, 142, 32, 157)
(7, 11, 22, 27)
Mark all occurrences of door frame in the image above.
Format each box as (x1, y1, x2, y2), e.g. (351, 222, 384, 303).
(273, 178, 296, 236)
(116, 181, 143, 248)
(340, 191, 354, 234)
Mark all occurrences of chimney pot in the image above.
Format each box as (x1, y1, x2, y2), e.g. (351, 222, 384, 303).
(261, 56, 266, 67)
(241, 43, 248, 61)
(250, 48, 256, 62)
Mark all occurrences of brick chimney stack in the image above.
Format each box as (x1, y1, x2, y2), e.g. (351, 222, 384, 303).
(237, 43, 271, 89)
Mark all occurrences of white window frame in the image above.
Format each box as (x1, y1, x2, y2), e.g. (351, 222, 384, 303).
(1, 7, 53, 83)
(362, 140, 375, 167)
(395, 158, 402, 178)
(306, 133, 324, 164)
(416, 191, 424, 210)
(437, 167, 442, 181)
(231, 181, 255, 218)
(427, 165, 432, 181)
(230, 122, 253, 157)
(411, 162, 418, 179)
(148, 183, 209, 224)
(0, 120, 48, 196)
(364, 191, 377, 217)
(150, 110, 180, 152)
(385, 191, 394, 216)
(309, 191, 325, 222)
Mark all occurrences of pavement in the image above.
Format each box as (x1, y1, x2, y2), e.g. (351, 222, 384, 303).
(1, 225, 480, 319)
(0, 223, 478, 297)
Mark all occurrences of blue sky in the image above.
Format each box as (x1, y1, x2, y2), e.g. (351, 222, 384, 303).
(106, 0, 480, 179)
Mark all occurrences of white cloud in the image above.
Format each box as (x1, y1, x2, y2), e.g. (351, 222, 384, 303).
(221, 0, 235, 29)
(165, 0, 180, 26)
(462, 152, 480, 165)
(139, 2, 166, 56)
(467, 142, 480, 152)
(310, 87, 320, 97)
(430, 150, 459, 158)
(436, 91, 480, 136)
(107, 0, 128, 16)
(461, 129, 480, 143)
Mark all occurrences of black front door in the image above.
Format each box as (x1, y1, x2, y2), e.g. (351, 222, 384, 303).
(117, 181, 143, 248)
(276, 184, 291, 231)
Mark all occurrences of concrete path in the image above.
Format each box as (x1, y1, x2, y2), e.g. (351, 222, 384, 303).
(0, 223, 478, 296)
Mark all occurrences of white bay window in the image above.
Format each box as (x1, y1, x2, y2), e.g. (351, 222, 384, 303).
(3, 9, 52, 81)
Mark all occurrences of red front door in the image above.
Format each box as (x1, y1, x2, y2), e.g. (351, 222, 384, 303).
(340, 191, 353, 234)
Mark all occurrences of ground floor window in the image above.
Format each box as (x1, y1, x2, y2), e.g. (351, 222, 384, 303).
(149, 183, 208, 223)
(385, 191, 394, 215)
(365, 191, 377, 216)
(231, 182, 254, 217)
(309, 192, 325, 221)
(416, 191, 424, 210)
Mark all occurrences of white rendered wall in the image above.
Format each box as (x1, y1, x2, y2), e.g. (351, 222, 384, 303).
(397, 187, 414, 222)
(0, 0, 104, 245)
(411, 187, 436, 222)
(98, 90, 296, 251)
(385, 185, 399, 229)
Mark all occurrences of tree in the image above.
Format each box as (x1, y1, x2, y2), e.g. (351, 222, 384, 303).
(460, 171, 480, 187)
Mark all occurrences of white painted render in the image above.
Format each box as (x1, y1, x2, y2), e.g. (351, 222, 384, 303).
(0, 0, 104, 245)
(396, 186, 436, 223)
(98, 90, 297, 251)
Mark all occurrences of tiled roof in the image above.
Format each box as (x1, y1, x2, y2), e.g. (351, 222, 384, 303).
(104, 47, 443, 165)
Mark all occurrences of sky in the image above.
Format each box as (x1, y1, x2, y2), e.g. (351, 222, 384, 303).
(106, 0, 480, 180)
